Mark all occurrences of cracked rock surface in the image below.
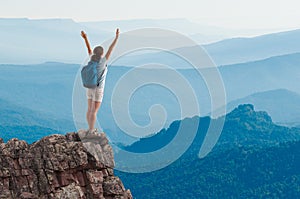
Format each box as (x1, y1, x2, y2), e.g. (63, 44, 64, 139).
(0, 131, 132, 199)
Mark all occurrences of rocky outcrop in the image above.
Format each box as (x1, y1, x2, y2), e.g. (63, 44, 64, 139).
(0, 130, 132, 199)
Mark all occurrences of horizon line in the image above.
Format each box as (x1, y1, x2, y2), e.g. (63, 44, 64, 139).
(1, 17, 300, 32)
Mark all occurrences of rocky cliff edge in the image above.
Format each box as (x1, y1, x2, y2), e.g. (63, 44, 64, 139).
(0, 130, 132, 199)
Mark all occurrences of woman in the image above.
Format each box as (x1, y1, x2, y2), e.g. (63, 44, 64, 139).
(80, 29, 119, 136)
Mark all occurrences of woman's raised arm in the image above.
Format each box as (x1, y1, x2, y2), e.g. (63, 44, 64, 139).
(81, 31, 92, 56)
(105, 28, 119, 60)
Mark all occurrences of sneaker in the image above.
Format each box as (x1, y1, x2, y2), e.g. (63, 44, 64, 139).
(83, 128, 100, 139)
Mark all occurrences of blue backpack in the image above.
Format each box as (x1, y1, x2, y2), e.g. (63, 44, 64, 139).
(81, 60, 99, 88)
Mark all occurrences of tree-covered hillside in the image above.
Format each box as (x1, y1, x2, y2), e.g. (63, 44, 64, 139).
(116, 105, 300, 198)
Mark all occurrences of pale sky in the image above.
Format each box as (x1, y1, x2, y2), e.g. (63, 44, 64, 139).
(1, 0, 300, 29)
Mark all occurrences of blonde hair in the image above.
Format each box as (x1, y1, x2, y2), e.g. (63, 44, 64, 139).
(91, 46, 104, 61)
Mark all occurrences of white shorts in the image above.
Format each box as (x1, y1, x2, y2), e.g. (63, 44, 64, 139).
(86, 87, 104, 102)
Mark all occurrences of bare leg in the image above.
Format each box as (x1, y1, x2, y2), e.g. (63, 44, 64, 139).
(88, 101, 101, 131)
(86, 99, 93, 129)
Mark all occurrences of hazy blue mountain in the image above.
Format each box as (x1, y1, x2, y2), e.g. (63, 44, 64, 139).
(0, 18, 294, 64)
(81, 18, 215, 35)
(108, 53, 300, 133)
(0, 125, 62, 144)
(0, 18, 228, 64)
(205, 28, 300, 65)
(0, 18, 111, 64)
(216, 89, 300, 127)
(0, 63, 77, 143)
(113, 29, 300, 67)
(106, 53, 300, 127)
(81, 18, 275, 39)
(81, 18, 262, 44)
(0, 62, 79, 118)
(116, 105, 300, 198)
(218, 53, 300, 101)
(0, 98, 73, 129)
(0, 53, 299, 144)
(0, 97, 75, 143)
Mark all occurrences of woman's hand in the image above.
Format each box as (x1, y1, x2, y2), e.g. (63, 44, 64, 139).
(81, 31, 88, 39)
(116, 28, 119, 38)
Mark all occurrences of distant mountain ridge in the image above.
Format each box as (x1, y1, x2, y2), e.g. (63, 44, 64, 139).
(125, 104, 300, 153)
(1, 17, 300, 65)
(0, 18, 110, 64)
(111, 36, 300, 67)
(205, 29, 300, 65)
(218, 89, 300, 127)
(218, 52, 300, 102)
